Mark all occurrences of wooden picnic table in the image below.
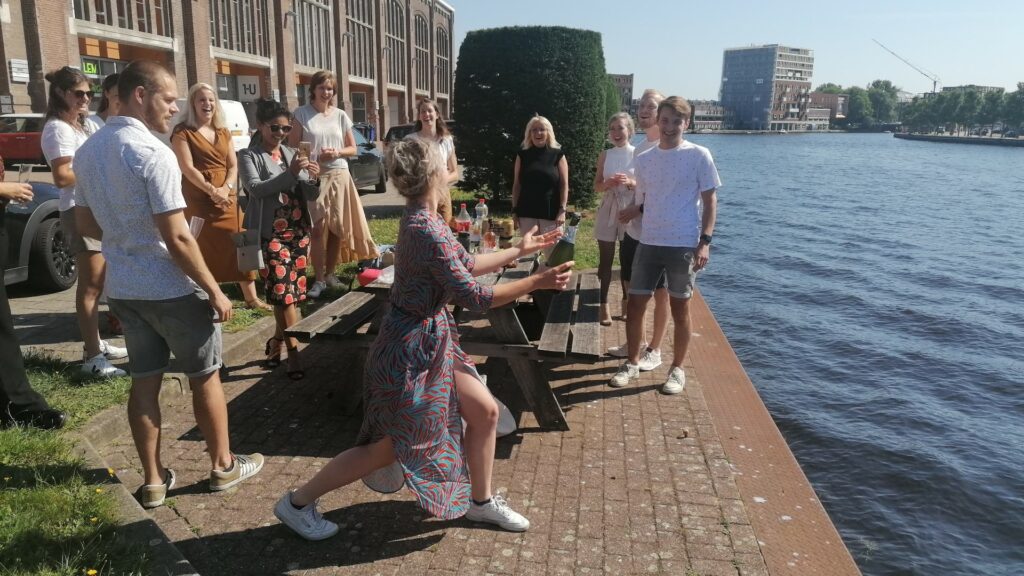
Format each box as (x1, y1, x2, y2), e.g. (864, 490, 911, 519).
(286, 258, 602, 430)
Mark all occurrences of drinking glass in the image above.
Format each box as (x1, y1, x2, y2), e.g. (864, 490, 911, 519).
(18, 164, 32, 182)
(189, 216, 205, 238)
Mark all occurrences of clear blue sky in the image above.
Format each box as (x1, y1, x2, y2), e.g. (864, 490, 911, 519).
(452, 0, 1023, 100)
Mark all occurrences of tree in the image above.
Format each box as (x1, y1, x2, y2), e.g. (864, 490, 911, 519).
(977, 91, 1004, 131)
(937, 91, 963, 134)
(1003, 83, 1024, 135)
(867, 80, 900, 123)
(815, 83, 844, 94)
(845, 87, 874, 127)
(604, 77, 621, 121)
(957, 90, 982, 134)
(454, 26, 608, 207)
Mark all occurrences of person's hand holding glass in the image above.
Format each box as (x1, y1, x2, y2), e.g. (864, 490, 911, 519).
(0, 182, 34, 205)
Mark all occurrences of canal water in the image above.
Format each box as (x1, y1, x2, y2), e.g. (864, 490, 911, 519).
(685, 133, 1024, 576)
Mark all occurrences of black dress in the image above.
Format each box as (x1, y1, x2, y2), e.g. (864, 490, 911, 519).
(515, 146, 565, 220)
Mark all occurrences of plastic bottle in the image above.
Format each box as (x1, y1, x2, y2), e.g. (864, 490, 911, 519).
(482, 218, 497, 253)
(455, 203, 472, 251)
(475, 197, 488, 222)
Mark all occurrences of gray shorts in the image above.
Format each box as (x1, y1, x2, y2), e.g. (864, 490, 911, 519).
(628, 244, 697, 300)
(108, 289, 222, 379)
(60, 209, 102, 255)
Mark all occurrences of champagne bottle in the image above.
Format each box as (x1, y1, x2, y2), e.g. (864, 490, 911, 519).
(546, 212, 581, 267)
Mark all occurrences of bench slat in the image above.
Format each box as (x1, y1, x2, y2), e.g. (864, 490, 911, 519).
(537, 273, 581, 356)
(286, 291, 377, 342)
(570, 272, 602, 358)
(320, 298, 380, 339)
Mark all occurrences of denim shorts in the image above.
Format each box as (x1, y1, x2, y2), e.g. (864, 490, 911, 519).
(109, 289, 222, 379)
(620, 232, 666, 288)
(628, 244, 697, 300)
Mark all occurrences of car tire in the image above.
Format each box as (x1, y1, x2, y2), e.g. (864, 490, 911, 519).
(29, 217, 77, 292)
(375, 168, 387, 194)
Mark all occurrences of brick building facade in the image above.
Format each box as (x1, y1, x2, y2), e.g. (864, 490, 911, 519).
(0, 0, 455, 137)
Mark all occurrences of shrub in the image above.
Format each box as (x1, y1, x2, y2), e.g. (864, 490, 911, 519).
(453, 26, 608, 208)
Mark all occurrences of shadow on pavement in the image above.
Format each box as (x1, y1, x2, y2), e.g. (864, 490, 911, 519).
(177, 500, 451, 575)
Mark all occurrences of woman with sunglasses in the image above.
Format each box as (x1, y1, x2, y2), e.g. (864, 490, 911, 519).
(171, 83, 270, 312)
(290, 70, 377, 299)
(41, 66, 127, 378)
(238, 98, 321, 378)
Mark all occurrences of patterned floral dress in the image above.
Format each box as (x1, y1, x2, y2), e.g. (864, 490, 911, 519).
(358, 205, 494, 519)
(259, 151, 311, 305)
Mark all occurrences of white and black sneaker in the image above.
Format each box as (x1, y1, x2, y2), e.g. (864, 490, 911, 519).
(660, 366, 686, 395)
(274, 491, 339, 541)
(608, 362, 639, 388)
(465, 494, 530, 532)
(99, 340, 128, 360)
(637, 348, 663, 372)
(82, 353, 127, 378)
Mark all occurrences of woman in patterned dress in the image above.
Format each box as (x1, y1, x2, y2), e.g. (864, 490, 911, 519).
(273, 139, 575, 541)
(238, 98, 321, 379)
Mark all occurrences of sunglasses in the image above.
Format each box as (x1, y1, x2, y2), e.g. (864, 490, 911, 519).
(268, 124, 292, 133)
(69, 90, 92, 99)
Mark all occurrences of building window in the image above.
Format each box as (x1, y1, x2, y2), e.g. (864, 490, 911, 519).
(352, 92, 367, 123)
(93, 0, 112, 25)
(435, 27, 451, 95)
(116, 0, 132, 28)
(346, 0, 375, 81)
(414, 14, 429, 92)
(210, 0, 270, 57)
(294, 0, 333, 70)
(134, 0, 150, 32)
(385, 0, 407, 86)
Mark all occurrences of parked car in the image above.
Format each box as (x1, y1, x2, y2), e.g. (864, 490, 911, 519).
(0, 113, 47, 168)
(3, 181, 76, 291)
(1005, 130, 1019, 138)
(154, 98, 251, 151)
(349, 127, 387, 194)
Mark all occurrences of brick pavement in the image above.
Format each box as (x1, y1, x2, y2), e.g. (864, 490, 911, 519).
(95, 281, 771, 576)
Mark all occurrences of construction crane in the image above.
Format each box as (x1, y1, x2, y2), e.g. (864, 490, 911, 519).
(872, 39, 941, 93)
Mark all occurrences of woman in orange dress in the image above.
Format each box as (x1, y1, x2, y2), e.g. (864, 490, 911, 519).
(171, 83, 270, 310)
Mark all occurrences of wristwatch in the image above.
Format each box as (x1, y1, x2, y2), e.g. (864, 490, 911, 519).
(699, 233, 713, 245)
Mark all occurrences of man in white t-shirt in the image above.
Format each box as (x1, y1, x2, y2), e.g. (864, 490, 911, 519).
(610, 96, 721, 394)
(74, 61, 263, 508)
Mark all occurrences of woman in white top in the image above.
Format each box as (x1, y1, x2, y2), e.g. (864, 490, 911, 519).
(290, 70, 378, 299)
(41, 66, 126, 378)
(89, 73, 120, 128)
(592, 113, 636, 325)
(404, 98, 459, 226)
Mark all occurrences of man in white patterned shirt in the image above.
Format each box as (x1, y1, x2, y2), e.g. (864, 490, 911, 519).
(610, 96, 721, 394)
(75, 61, 262, 508)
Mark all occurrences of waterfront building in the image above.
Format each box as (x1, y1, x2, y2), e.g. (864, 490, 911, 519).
(809, 92, 848, 124)
(0, 0, 455, 138)
(609, 73, 633, 113)
(690, 100, 723, 131)
(942, 85, 1005, 95)
(719, 44, 829, 131)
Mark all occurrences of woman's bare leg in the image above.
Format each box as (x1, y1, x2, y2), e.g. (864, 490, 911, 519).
(291, 437, 397, 507)
(77, 251, 105, 357)
(454, 365, 499, 502)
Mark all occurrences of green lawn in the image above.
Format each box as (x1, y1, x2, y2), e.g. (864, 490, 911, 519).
(0, 355, 148, 575)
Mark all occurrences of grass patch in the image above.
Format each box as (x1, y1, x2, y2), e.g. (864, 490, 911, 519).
(0, 356, 148, 575)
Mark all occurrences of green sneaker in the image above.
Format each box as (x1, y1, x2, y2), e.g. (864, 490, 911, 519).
(210, 453, 264, 492)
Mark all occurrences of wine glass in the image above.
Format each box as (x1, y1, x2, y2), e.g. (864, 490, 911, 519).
(18, 164, 32, 182)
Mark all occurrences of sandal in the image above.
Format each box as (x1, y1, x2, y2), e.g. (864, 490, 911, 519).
(264, 337, 283, 369)
(286, 346, 304, 380)
(245, 298, 273, 312)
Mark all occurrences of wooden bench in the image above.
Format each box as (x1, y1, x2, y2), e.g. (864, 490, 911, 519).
(295, 260, 604, 430)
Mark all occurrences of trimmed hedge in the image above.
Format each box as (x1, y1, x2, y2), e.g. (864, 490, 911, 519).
(453, 26, 608, 208)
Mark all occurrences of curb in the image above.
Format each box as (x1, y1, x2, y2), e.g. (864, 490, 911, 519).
(74, 314, 278, 576)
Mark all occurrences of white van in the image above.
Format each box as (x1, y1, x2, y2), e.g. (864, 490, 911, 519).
(154, 98, 250, 151)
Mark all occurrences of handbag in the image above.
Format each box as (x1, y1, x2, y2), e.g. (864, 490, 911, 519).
(232, 181, 264, 272)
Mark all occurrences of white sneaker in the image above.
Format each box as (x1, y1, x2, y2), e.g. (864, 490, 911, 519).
(609, 362, 639, 388)
(307, 281, 327, 299)
(607, 341, 646, 358)
(82, 353, 127, 378)
(324, 275, 342, 288)
(274, 491, 339, 541)
(99, 340, 128, 360)
(638, 348, 663, 372)
(660, 366, 686, 395)
(465, 494, 530, 532)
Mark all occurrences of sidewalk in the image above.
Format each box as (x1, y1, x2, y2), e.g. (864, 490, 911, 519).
(8, 277, 859, 575)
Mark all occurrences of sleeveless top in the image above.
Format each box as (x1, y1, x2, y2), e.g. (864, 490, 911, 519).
(594, 143, 635, 242)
